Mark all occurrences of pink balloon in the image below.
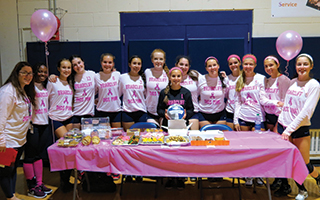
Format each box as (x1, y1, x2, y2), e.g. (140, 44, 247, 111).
(276, 30, 303, 61)
(30, 9, 58, 42)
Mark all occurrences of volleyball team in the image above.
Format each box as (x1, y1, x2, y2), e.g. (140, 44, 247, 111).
(0, 48, 319, 200)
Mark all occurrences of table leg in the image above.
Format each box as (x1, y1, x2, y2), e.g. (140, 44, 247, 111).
(266, 178, 272, 200)
(73, 169, 77, 200)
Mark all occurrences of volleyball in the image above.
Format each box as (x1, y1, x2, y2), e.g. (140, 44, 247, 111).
(167, 104, 185, 120)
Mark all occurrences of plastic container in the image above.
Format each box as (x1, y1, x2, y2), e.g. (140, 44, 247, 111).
(254, 114, 262, 133)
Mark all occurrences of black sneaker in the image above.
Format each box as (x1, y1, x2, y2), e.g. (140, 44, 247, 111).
(125, 175, 133, 182)
(270, 178, 282, 190)
(28, 186, 47, 198)
(176, 179, 185, 190)
(165, 179, 174, 190)
(274, 184, 292, 197)
(39, 183, 52, 194)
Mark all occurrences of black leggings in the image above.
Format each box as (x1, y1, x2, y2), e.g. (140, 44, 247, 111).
(0, 145, 24, 198)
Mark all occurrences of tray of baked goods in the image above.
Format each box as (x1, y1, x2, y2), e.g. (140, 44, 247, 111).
(57, 139, 79, 147)
(189, 130, 229, 146)
(139, 132, 164, 145)
(164, 135, 190, 146)
(112, 135, 140, 146)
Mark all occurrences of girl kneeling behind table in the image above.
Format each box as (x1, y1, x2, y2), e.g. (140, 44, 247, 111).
(157, 67, 194, 189)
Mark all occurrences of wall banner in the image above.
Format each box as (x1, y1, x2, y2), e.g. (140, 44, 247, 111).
(272, 0, 320, 17)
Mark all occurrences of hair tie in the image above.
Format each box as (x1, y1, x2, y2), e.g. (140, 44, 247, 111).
(264, 56, 279, 65)
(169, 67, 183, 75)
(242, 54, 257, 63)
(227, 54, 241, 62)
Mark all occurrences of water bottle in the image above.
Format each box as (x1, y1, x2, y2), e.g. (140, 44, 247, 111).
(254, 114, 261, 133)
(105, 116, 112, 139)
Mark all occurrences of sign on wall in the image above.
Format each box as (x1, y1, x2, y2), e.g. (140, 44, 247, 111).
(272, 0, 320, 17)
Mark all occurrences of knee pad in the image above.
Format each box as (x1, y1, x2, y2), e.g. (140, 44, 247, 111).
(307, 162, 314, 174)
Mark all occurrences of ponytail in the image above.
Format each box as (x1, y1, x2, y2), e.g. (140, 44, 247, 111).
(236, 70, 246, 92)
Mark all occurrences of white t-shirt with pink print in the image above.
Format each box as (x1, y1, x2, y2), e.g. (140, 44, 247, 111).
(225, 74, 239, 114)
(264, 74, 290, 116)
(32, 82, 49, 125)
(145, 68, 168, 116)
(119, 73, 147, 112)
(180, 74, 199, 112)
(95, 71, 121, 112)
(73, 70, 95, 116)
(198, 74, 227, 114)
(47, 78, 73, 121)
(278, 78, 320, 135)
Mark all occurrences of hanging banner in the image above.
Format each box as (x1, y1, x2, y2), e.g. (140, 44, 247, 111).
(272, 0, 320, 17)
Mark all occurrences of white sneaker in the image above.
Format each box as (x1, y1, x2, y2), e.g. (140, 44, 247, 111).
(245, 178, 253, 186)
(295, 190, 308, 200)
(256, 178, 264, 185)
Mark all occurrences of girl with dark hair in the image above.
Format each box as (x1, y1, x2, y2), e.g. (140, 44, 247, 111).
(0, 61, 35, 200)
(175, 55, 200, 130)
(198, 56, 227, 129)
(225, 54, 241, 130)
(119, 55, 148, 131)
(23, 63, 52, 198)
(276, 54, 320, 200)
(145, 49, 169, 125)
(157, 67, 194, 189)
(95, 53, 121, 128)
(47, 59, 74, 192)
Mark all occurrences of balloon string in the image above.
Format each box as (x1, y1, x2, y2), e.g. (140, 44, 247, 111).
(45, 42, 49, 74)
(285, 60, 289, 77)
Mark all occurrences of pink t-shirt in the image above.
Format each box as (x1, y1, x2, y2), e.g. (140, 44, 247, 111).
(0, 83, 31, 148)
(119, 73, 146, 112)
(278, 78, 320, 135)
(198, 74, 227, 114)
(32, 82, 49, 125)
(47, 78, 73, 121)
(73, 70, 95, 116)
(95, 71, 121, 112)
(225, 74, 239, 113)
(180, 75, 199, 112)
(145, 68, 168, 116)
(264, 75, 290, 116)
(234, 73, 277, 124)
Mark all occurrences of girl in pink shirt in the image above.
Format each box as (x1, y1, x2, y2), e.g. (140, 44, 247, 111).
(175, 55, 200, 130)
(23, 63, 52, 198)
(225, 54, 241, 130)
(119, 55, 148, 131)
(145, 49, 169, 126)
(0, 61, 35, 200)
(95, 53, 122, 128)
(276, 54, 320, 199)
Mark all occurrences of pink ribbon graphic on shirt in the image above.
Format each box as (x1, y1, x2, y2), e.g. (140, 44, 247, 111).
(133, 91, 137, 98)
(288, 97, 292, 106)
(107, 89, 113, 95)
(210, 93, 215, 99)
(82, 89, 87, 96)
(40, 99, 45, 107)
(63, 97, 69, 104)
(155, 83, 160, 91)
(247, 93, 253, 99)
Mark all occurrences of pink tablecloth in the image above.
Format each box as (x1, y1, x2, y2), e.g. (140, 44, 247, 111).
(48, 131, 308, 184)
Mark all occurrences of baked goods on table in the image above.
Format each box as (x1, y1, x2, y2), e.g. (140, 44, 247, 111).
(139, 132, 164, 145)
(112, 135, 140, 145)
(92, 136, 100, 144)
(82, 136, 92, 146)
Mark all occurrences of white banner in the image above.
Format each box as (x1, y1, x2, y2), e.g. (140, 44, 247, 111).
(272, 0, 320, 17)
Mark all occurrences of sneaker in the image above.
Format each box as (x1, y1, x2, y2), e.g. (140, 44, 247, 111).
(165, 179, 174, 190)
(295, 190, 308, 200)
(125, 175, 133, 182)
(274, 184, 292, 197)
(28, 186, 47, 198)
(245, 178, 253, 187)
(112, 173, 120, 180)
(176, 179, 185, 190)
(135, 176, 143, 182)
(270, 178, 282, 190)
(39, 183, 52, 194)
(190, 177, 197, 182)
(256, 178, 264, 186)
